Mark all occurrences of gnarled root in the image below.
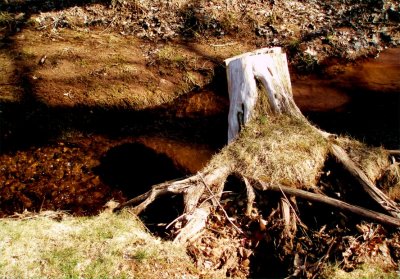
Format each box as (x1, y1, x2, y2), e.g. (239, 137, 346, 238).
(114, 165, 232, 242)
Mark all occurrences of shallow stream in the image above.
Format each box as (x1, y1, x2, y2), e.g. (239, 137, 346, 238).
(0, 48, 398, 218)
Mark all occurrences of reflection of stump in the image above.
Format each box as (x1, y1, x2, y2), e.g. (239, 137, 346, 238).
(95, 142, 183, 197)
(116, 47, 400, 253)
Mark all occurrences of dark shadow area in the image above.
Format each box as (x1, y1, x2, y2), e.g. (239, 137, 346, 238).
(305, 91, 400, 149)
(0, 95, 228, 153)
(318, 156, 387, 217)
(94, 142, 185, 197)
(205, 64, 229, 97)
(223, 175, 246, 194)
(249, 239, 288, 279)
(140, 194, 184, 238)
(94, 142, 185, 237)
(0, 0, 110, 14)
(248, 192, 290, 279)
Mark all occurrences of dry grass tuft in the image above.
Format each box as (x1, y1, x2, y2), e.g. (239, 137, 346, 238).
(322, 261, 399, 279)
(0, 209, 197, 278)
(378, 163, 400, 202)
(0, 12, 15, 27)
(336, 137, 391, 182)
(217, 116, 391, 190)
(223, 115, 329, 188)
(156, 45, 188, 68)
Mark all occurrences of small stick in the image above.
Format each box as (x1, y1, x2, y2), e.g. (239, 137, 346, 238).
(199, 173, 245, 235)
(165, 213, 188, 230)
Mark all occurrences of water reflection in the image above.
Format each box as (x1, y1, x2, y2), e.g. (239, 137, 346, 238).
(0, 135, 215, 216)
(94, 142, 185, 198)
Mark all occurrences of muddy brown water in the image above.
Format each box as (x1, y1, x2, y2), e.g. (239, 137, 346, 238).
(0, 48, 399, 221)
(294, 48, 400, 149)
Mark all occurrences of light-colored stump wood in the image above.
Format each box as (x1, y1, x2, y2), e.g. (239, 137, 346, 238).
(225, 47, 301, 142)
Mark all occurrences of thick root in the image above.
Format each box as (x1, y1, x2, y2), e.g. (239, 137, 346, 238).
(242, 176, 256, 216)
(330, 143, 400, 218)
(173, 205, 211, 244)
(114, 176, 196, 215)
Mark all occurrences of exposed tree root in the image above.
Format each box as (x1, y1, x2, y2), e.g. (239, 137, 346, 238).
(115, 165, 233, 243)
(114, 47, 400, 277)
(115, 150, 400, 236)
(388, 150, 400, 157)
(330, 144, 400, 218)
(254, 182, 400, 227)
(242, 175, 255, 216)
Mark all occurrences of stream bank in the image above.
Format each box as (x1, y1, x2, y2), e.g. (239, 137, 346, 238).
(0, 48, 399, 217)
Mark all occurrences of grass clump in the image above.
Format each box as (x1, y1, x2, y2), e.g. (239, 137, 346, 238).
(226, 115, 329, 188)
(0, 12, 15, 27)
(213, 82, 390, 191)
(336, 136, 390, 182)
(0, 210, 197, 278)
(322, 262, 399, 279)
(156, 45, 188, 69)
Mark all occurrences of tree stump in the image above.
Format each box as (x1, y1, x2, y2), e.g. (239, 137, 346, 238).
(115, 48, 400, 275)
(226, 47, 302, 142)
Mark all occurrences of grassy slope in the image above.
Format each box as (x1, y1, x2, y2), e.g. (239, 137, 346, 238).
(0, 209, 197, 278)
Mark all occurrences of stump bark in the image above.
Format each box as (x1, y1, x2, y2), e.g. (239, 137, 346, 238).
(116, 47, 400, 247)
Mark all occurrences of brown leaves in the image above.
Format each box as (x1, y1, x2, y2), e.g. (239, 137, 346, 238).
(0, 136, 125, 216)
(342, 223, 395, 271)
(186, 183, 400, 278)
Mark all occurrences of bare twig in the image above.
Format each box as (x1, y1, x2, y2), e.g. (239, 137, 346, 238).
(165, 213, 188, 230)
(311, 238, 336, 279)
(210, 42, 237, 47)
(199, 173, 245, 235)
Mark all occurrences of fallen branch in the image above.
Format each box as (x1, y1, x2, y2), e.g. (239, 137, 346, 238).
(255, 182, 400, 227)
(388, 150, 400, 156)
(330, 144, 400, 218)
